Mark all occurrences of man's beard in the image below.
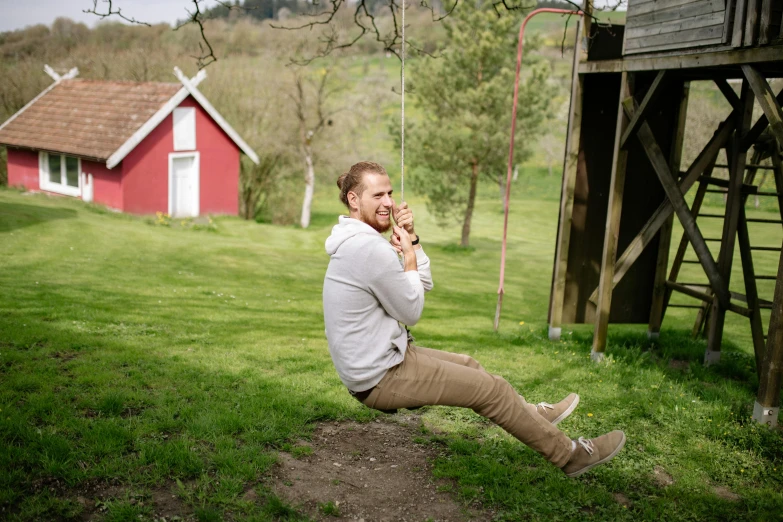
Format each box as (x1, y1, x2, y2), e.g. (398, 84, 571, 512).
(359, 204, 392, 233)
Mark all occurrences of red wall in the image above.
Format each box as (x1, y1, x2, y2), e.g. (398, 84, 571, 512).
(6, 148, 40, 190)
(82, 159, 122, 210)
(121, 96, 240, 215)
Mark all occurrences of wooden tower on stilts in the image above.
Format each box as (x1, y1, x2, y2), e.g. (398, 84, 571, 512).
(548, 0, 783, 426)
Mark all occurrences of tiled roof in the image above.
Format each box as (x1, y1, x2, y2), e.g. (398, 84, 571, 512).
(0, 79, 182, 161)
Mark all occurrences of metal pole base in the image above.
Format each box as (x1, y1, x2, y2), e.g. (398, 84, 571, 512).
(704, 350, 721, 365)
(752, 401, 779, 428)
(590, 350, 605, 363)
(548, 326, 561, 341)
(647, 330, 660, 340)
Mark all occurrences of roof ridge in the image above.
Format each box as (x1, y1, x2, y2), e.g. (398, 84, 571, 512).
(64, 78, 180, 87)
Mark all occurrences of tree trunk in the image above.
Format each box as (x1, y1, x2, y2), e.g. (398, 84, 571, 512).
(300, 145, 315, 228)
(461, 161, 479, 247)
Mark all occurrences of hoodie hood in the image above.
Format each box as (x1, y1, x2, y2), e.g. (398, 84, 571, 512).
(325, 216, 382, 256)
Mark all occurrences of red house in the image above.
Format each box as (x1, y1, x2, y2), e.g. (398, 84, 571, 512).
(0, 66, 259, 217)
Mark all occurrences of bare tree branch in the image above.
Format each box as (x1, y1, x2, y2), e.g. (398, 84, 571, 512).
(274, 0, 440, 65)
(86, 0, 627, 68)
(83, 0, 151, 25)
(85, 0, 252, 69)
(419, 0, 459, 23)
(174, 0, 217, 69)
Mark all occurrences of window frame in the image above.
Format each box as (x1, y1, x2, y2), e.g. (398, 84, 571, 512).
(173, 107, 197, 151)
(39, 151, 81, 197)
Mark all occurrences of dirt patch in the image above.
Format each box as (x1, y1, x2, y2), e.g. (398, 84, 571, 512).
(51, 351, 79, 362)
(652, 466, 674, 488)
(270, 415, 492, 521)
(613, 492, 632, 508)
(713, 485, 740, 501)
(71, 479, 193, 521)
(668, 359, 690, 371)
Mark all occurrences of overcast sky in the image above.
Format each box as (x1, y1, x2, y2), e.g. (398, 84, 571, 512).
(0, 0, 224, 33)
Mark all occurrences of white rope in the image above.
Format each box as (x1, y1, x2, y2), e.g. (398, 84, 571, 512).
(400, 0, 405, 202)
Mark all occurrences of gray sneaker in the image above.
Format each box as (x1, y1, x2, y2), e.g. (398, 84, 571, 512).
(535, 393, 580, 425)
(562, 430, 626, 478)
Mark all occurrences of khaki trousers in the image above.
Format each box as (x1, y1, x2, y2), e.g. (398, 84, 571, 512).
(361, 345, 573, 468)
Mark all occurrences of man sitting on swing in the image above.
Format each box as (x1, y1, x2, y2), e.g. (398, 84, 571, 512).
(322, 161, 625, 477)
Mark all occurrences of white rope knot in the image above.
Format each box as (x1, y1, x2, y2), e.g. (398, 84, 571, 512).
(535, 402, 554, 412)
(576, 437, 595, 456)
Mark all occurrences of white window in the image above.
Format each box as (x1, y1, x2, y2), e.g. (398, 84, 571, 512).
(39, 152, 81, 197)
(173, 107, 196, 151)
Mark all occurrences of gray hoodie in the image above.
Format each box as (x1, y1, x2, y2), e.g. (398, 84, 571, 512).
(323, 216, 433, 392)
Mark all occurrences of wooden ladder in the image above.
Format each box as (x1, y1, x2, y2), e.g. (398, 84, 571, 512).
(661, 133, 783, 372)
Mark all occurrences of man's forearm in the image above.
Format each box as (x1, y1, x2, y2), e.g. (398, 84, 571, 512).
(404, 252, 418, 272)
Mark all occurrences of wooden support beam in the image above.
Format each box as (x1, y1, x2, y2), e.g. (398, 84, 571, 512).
(626, 99, 730, 308)
(714, 78, 740, 111)
(693, 298, 713, 337)
(591, 72, 631, 362)
(753, 153, 783, 426)
(650, 80, 690, 338)
(578, 45, 783, 75)
(753, 234, 783, 428)
(771, 150, 783, 224)
(665, 282, 751, 317)
(730, 290, 774, 308)
(662, 173, 713, 323)
(666, 281, 715, 302)
(586, 114, 736, 305)
(699, 176, 759, 193)
(733, 147, 766, 374)
(740, 87, 783, 151)
(742, 66, 783, 150)
(715, 163, 777, 170)
(738, 206, 767, 377)
(548, 21, 585, 342)
(620, 71, 667, 149)
(706, 81, 755, 363)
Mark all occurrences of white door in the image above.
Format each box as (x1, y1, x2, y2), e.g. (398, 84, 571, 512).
(169, 153, 200, 218)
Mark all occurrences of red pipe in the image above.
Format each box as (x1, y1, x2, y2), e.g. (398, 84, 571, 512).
(494, 8, 584, 331)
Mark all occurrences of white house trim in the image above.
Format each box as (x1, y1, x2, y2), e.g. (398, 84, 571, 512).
(105, 69, 207, 170)
(173, 67, 260, 165)
(44, 65, 78, 82)
(39, 151, 81, 197)
(168, 151, 200, 218)
(0, 66, 79, 133)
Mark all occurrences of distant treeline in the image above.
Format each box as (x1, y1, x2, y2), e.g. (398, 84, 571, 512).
(198, 0, 580, 22)
(200, 0, 442, 21)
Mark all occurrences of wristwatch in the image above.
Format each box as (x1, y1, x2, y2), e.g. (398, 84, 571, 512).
(411, 235, 420, 245)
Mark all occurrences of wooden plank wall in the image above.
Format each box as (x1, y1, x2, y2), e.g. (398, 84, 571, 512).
(732, 0, 783, 46)
(560, 72, 678, 325)
(625, 0, 727, 54)
(625, 0, 783, 54)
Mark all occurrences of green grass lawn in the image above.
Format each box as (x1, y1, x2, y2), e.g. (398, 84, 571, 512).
(1, 179, 781, 521)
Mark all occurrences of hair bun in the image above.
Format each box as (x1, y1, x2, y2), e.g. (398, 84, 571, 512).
(336, 172, 348, 190)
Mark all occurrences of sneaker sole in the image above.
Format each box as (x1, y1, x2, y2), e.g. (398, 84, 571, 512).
(565, 432, 626, 478)
(551, 394, 580, 425)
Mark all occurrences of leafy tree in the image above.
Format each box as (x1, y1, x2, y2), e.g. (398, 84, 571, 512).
(403, 0, 550, 247)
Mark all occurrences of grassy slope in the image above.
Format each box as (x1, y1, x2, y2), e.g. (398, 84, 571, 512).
(1, 181, 781, 521)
